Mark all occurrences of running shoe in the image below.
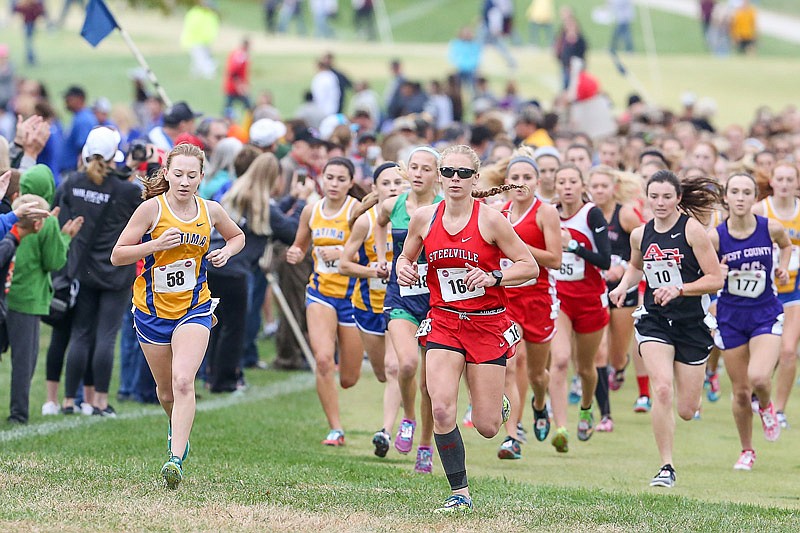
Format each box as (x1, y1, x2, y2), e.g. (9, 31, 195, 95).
(693, 409, 701, 420)
(41, 402, 59, 416)
(497, 436, 522, 460)
(167, 426, 191, 461)
(433, 494, 473, 514)
(751, 394, 760, 414)
(551, 427, 569, 453)
(61, 405, 78, 415)
(395, 418, 416, 454)
(705, 372, 720, 402)
(650, 464, 676, 488)
(161, 456, 183, 489)
(322, 429, 345, 446)
(462, 404, 473, 428)
(759, 403, 781, 442)
(634, 396, 652, 413)
(372, 430, 391, 458)
(577, 407, 594, 441)
(596, 416, 614, 432)
(80, 402, 94, 416)
(532, 408, 551, 442)
(568, 376, 582, 405)
(516, 422, 528, 444)
(776, 411, 789, 429)
(502, 395, 511, 424)
(414, 446, 433, 474)
(609, 367, 626, 392)
(100, 405, 117, 418)
(734, 449, 756, 471)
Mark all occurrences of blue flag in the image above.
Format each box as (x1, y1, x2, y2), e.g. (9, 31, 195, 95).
(81, 0, 119, 47)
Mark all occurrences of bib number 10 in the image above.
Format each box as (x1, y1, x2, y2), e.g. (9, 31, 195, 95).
(644, 260, 681, 289)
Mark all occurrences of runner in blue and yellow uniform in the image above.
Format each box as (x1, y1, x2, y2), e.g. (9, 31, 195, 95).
(287, 157, 364, 446)
(112, 143, 244, 489)
(340, 162, 404, 458)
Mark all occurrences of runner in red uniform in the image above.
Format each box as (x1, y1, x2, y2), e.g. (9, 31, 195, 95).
(396, 144, 537, 513)
(499, 153, 562, 459)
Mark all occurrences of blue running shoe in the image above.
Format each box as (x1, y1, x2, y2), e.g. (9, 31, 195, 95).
(568, 376, 582, 405)
(433, 494, 473, 513)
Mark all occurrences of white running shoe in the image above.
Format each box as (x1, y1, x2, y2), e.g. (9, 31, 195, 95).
(41, 401, 59, 416)
(80, 402, 94, 416)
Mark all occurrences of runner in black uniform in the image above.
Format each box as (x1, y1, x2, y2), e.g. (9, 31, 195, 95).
(609, 170, 724, 488)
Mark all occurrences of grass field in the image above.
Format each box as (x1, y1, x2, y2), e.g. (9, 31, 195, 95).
(1, 328, 799, 531)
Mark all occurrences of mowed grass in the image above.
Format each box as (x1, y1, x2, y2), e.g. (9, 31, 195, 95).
(1, 338, 799, 531)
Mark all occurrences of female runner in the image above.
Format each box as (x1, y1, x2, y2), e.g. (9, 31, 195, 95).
(609, 170, 723, 488)
(111, 143, 245, 489)
(287, 157, 364, 446)
(497, 152, 561, 459)
(549, 164, 612, 452)
(376, 146, 442, 472)
(533, 147, 561, 204)
(588, 166, 644, 431)
(397, 144, 537, 512)
(338, 162, 404, 456)
(752, 162, 800, 429)
(710, 173, 787, 470)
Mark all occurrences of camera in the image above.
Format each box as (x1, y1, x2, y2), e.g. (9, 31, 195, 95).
(130, 139, 151, 162)
(296, 167, 308, 185)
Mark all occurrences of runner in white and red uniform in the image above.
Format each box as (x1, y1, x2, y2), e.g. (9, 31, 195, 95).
(396, 144, 537, 513)
(549, 164, 612, 454)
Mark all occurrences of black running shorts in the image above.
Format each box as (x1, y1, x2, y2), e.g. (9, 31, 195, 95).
(634, 311, 713, 366)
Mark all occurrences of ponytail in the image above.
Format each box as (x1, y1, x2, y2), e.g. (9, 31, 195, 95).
(472, 183, 529, 199)
(647, 169, 722, 220)
(141, 142, 205, 200)
(86, 155, 111, 186)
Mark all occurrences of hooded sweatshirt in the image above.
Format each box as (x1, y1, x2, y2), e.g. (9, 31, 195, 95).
(7, 164, 70, 315)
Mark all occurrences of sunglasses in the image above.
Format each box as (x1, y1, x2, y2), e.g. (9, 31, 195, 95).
(440, 166, 477, 179)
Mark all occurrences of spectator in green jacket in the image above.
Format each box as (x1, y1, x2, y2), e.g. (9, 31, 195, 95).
(6, 164, 82, 424)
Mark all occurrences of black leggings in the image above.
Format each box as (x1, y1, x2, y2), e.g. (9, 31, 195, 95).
(64, 286, 130, 397)
(206, 272, 248, 392)
(45, 311, 94, 386)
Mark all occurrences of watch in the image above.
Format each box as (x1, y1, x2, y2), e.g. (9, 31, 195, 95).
(491, 270, 503, 287)
(567, 239, 579, 252)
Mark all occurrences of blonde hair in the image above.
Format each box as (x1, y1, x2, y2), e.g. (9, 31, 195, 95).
(86, 155, 112, 186)
(588, 165, 643, 205)
(142, 143, 205, 200)
(221, 152, 278, 236)
(12, 193, 48, 229)
(478, 145, 537, 189)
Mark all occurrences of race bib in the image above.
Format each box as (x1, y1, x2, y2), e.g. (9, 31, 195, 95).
(400, 263, 429, 297)
(368, 262, 389, 292)
(314, 245, 344, 274)
(502, 322, 522, 347)
(727, 269, 766, 299)
(553, 252, 585, 281)
(153, 258, 197, 294)
(415, 317, 432, 338)
(643, 259, 681, 289)
(499, 257, 535, 287)
(437, 268, 486, 303)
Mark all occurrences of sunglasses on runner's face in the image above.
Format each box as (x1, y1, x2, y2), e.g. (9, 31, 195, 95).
(440, 167, 477, 179)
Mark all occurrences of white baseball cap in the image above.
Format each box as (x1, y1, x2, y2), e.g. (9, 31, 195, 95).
(249, 119, 287, 148)
(82, 126, 124, 163)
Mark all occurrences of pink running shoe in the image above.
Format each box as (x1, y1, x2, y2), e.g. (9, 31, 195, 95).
(733, 449, 756, 471)
(462, 405, 473, 428)
(395, 418, 416, 454)
(596, 416, 614, 432)
(608, 368, 625, 392)
(759, 402, 781, 442)
(414, 446, 433, 474)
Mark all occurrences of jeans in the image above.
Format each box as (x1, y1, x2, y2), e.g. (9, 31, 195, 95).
(118, 309, 143, 397)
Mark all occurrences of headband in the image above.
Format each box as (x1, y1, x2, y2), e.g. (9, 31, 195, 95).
(507, 156, 539, 174)
(407, 146, 441, 164)
(373, 161, 400, 181)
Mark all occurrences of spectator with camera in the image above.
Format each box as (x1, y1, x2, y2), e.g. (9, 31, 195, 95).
(57, 127, 143, 417)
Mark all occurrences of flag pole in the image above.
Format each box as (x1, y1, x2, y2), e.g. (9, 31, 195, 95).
(116, 26, 172, 107)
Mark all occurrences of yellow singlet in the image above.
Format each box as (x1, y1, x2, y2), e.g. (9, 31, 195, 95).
(308, 196, 358, 299)
(352, 206, 393, 314)
(765, 196, 800, 293)
(133, 194, 212, 319)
